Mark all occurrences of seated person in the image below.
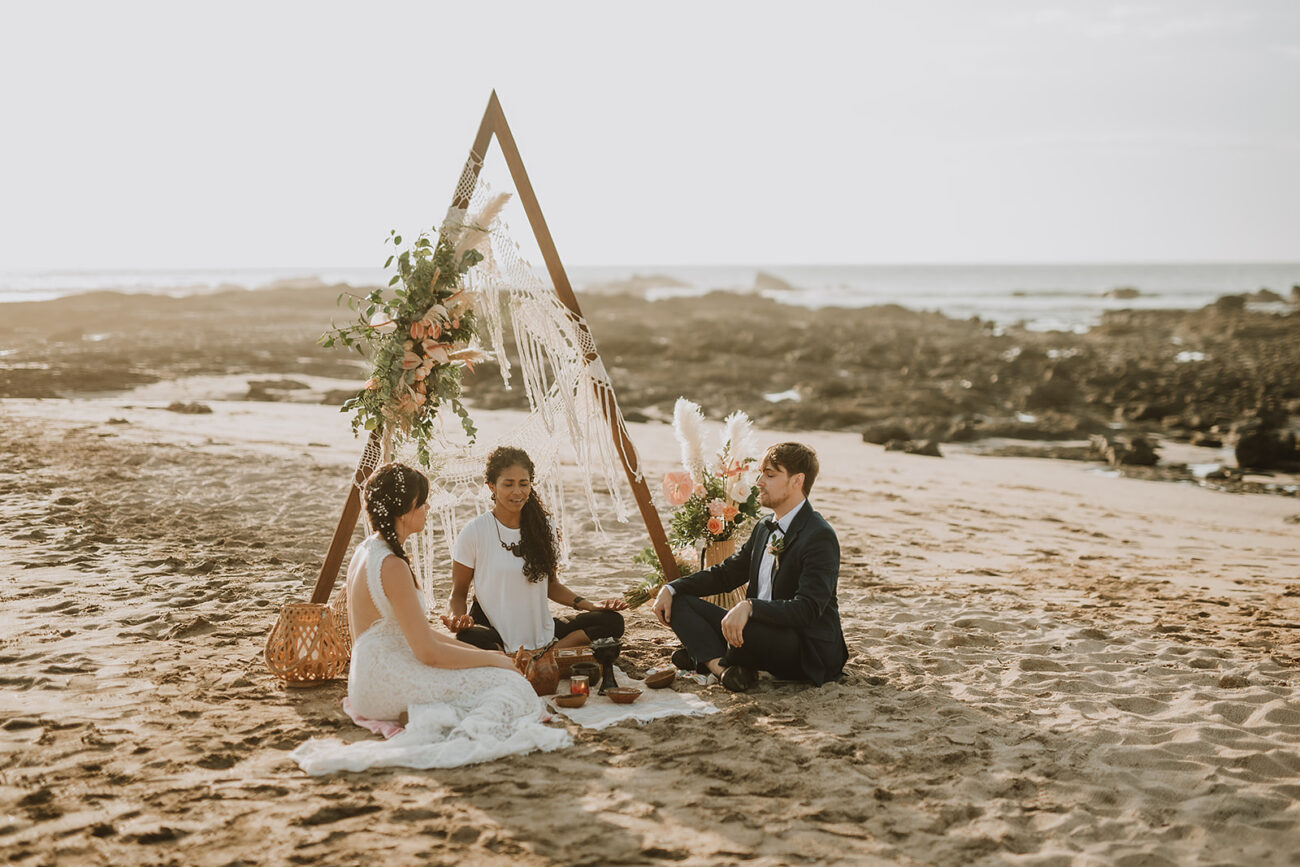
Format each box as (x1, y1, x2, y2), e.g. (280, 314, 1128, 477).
(443, 446, 627, 654)
(653, 442, 848, 692)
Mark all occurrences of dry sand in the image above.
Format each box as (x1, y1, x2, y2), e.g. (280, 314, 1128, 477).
(2, 385, 1299, 866)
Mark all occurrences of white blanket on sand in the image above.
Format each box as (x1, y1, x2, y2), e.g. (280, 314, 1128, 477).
(548, 670, 719, 730)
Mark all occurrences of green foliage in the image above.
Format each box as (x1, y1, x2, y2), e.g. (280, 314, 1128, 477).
(319, 220, 491, 465)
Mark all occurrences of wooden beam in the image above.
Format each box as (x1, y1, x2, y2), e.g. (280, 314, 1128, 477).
(481, 93, 680, 583)
(308, 91, 679, 607)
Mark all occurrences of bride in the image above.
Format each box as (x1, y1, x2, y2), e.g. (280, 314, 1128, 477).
(290, 462, 570, 774)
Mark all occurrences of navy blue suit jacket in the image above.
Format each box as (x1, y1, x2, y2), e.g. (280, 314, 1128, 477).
(668, 502, 848, 685)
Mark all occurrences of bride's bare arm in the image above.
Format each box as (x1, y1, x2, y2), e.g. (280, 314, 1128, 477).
(381, 558, 515, 671)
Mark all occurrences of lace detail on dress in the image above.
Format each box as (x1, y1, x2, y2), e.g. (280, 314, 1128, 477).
(290, 535, 571, 775)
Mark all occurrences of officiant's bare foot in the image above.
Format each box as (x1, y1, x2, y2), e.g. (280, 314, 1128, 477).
(397, 710, 409, 727)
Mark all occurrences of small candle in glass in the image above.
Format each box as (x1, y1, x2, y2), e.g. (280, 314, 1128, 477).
(570, 675, 589, 696)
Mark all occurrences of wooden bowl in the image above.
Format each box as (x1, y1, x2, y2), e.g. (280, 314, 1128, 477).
(643, 667, 676, 689)
(553, 692, 588, 709)
(605, 687, 642, 704)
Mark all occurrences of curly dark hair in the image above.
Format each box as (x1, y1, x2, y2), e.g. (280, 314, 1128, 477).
(363, 462, 429, 576)
(486, 447, 557, 584)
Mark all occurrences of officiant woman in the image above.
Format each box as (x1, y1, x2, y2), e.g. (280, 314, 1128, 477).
(443, 447, 626, 652)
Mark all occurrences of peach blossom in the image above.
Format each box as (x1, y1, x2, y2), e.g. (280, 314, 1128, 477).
(706, 516, 725, 536)
(661, 472, 693, 506)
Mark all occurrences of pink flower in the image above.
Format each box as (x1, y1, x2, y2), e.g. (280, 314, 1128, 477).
(707, 498, 727, 517)
(413, 367, 428, 381)
(412, 391, 427, 407)
(693, 484, 706, 497)
(415, 380, 427, 395)
(722, 503, 739, 521)
(427, 320, 441, 339)
(363, 377, 378, 391)
(706, 516, 725, 536)
(401, 351, 422, 370)
(409, 322, 424, 339)
(425, 345, 450, 365)
(662, 472, 693, 506)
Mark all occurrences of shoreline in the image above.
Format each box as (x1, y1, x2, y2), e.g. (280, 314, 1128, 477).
(2, 281, 1297, 488)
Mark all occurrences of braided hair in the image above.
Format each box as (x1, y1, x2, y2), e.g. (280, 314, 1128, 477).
(363, 462, 430, 577)
(485, 447, 557, 584)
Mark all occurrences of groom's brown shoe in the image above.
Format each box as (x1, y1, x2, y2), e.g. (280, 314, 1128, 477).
(720, 666, 758, 692)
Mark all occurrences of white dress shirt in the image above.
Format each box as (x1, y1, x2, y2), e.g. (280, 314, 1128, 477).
(756, 499, 806, 601)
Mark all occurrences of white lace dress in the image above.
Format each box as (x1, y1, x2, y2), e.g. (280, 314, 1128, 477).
(290, 535, 571, 775)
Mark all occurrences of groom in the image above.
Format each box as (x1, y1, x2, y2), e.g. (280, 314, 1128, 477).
(652, 442, 848, 692)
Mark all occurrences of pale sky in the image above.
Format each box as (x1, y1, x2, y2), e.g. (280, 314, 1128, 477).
(1, 0, 1298, 269)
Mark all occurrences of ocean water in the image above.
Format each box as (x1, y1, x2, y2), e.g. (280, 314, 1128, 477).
(1, 263, 1297, 332)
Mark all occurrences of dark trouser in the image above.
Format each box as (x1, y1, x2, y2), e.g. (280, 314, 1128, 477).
(455, 599, 625, 651)
(669, 593, 806, 680)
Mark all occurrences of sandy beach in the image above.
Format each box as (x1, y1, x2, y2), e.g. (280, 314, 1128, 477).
(1, 287, 1298, 865)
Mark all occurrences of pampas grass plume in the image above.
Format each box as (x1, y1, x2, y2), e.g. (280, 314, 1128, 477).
(673, 398, 707, 483)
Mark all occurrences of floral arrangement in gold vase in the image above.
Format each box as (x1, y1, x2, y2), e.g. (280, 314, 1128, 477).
(624, 398, 762, 607)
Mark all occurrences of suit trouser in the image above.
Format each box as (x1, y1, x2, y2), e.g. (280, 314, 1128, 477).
(455, 598, 625, 651)
(669, 593, 806, 680)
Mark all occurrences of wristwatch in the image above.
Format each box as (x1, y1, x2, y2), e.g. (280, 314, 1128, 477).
(572, 596, 586, 610)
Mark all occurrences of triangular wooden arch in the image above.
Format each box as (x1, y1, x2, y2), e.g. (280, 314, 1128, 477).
(309, 91, 680, 605)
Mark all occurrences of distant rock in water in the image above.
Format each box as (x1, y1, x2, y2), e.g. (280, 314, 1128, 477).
(754, 271, 797, 293)
(1291, 284, 1300, 304)
(583, 274, 692, 294)
(1244, 288, 1285, 303)
(1103, 286, 1142, 299)
(166, 401, 213, 415)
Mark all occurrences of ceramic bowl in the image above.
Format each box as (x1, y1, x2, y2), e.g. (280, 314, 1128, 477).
(643, 667, 676, 689)
(553, 692, 588, 709)
(605, 687, 642, 704)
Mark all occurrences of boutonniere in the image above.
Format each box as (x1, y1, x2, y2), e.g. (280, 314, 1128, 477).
(767, 533, 786, 558)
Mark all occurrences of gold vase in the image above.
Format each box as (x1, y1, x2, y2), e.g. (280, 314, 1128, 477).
(701, 538, 747, 609)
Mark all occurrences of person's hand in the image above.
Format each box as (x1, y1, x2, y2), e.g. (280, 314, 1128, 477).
(652, 585, 674, 626)
(721, 600, 752, 647)
(595, 597, 629, 611)
(440, 613, 475, 632)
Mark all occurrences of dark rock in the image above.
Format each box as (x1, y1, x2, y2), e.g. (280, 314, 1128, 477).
(320, 389, 357, 405)
(754, 271, 797, 293)
(904, 440, 943, 457)
(1291, 285, 1300, 304)
(1090, 434, 1159, 467)
(1103, 286, 1142, 299)
(1235, 428, 1300, 471)
(1189, 431, 1223, 448)
(863, 423, 913, 444)
(165, 401, 212, 414)
(1024, 371, 1077, 411)
(1212, 294, 1246, 314)
(883, 439, 910, 452)
(1245, 288, 1284, 303)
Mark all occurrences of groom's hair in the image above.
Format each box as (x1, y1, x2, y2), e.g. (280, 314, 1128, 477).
(763, 442, 819, 496)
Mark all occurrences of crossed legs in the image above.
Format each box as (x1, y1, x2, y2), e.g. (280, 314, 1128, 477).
(668, 593, 805, 682)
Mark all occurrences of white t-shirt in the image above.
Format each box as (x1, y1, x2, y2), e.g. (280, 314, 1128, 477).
(451, 511, 555, 652)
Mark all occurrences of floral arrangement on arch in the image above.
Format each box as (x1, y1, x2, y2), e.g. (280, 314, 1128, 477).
(623, 399, 762, 608)
(319, 195, 511, 465)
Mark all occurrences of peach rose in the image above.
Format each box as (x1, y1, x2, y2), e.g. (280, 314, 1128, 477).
(722, 503, 739, 521)
(707, 498, 727, 517)
(706, 516, 725, 536)
(662, 472, 693, 506)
